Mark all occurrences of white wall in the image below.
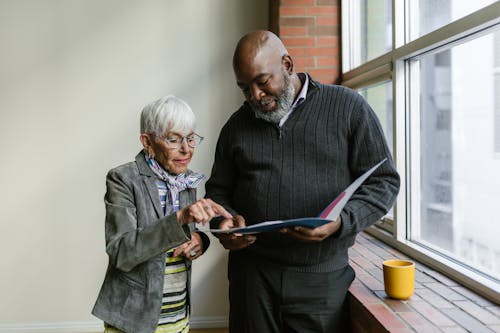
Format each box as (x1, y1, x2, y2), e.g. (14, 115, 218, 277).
(0, 0, 267, 331)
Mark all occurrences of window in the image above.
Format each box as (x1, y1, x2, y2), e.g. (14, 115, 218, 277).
(495, 30, 500, 155)
(408, 0, 497, 41)
(358, 81, 393, 155)
(342, 0, 392, 72)
(342, 1, 500, 301)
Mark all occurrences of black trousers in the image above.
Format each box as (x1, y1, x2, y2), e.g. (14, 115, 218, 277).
(227, 252, 355, 333)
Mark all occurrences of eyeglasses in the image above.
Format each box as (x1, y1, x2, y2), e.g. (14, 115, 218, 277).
(155, 133, 204, 149)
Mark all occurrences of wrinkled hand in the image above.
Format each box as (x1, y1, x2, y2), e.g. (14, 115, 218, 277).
(176, 198, 232, 225)
(174, 232, 203, 260)
(215, 215, 256, 250)
(280, 217, 342, 242)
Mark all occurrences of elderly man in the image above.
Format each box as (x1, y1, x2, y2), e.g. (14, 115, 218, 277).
(206, 30, 400, 332)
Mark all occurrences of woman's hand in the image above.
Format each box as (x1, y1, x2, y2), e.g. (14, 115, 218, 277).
(176, 198, 232, 225)
(173, 232, 203, 260)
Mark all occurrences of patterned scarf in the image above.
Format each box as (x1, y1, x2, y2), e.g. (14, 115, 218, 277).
(145, 152, 205, 214)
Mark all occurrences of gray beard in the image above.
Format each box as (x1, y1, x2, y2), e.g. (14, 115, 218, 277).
(251, 75, 295, 125)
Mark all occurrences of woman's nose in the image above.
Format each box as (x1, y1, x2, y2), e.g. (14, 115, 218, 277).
(178, 138, 190, 152)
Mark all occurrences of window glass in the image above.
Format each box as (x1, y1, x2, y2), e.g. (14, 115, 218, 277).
(495, 30, 500, 154)
(359, 81, 394, 222)
(343, 0, 392, 71)
(409, 0, 497, 40)
(358, 81, 393, 155)
(409, 27, 500, 280)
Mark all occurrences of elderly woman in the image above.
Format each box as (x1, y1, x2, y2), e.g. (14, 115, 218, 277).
(92, 95, 231, 333)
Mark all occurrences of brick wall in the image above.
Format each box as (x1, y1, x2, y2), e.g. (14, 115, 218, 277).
(273, 0, 340, 84)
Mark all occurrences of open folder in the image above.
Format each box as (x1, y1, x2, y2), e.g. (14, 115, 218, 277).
(210, 158, 387, 235)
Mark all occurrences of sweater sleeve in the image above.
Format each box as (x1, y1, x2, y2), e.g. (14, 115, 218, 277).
(336, 93, 400, 239)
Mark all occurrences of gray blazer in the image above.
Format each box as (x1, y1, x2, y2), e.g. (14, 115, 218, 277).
(92, 151, 209, 333)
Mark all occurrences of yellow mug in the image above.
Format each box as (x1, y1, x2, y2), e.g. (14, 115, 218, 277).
(382, 259, 415, 300)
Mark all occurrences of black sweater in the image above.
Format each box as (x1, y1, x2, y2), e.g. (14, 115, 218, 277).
(206, 75, 400, 267)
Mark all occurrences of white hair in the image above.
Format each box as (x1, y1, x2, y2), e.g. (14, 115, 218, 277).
(140, 95, 196, 135)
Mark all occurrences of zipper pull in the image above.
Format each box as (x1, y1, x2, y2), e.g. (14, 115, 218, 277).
(278, 127, 283, 140)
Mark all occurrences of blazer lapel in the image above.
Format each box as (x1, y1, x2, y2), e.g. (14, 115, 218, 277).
(136, 151, 163, 218)
(144, 177, 163, 218)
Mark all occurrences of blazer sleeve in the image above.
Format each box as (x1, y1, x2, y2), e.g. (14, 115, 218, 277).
(104, 168, 190, 272)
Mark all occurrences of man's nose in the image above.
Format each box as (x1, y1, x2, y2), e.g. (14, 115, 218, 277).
(250, 84, 265, 102)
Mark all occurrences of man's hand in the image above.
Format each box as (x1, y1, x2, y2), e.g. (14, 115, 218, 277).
(215, 215, 256, 250)
(280, 217, 342, 242)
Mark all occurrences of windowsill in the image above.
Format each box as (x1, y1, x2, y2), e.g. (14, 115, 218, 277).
(347, 232, 500, 332)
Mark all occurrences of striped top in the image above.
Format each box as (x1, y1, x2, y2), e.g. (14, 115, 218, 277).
(155, 180, 189, 333)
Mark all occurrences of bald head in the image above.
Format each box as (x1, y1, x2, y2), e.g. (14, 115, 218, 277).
(233, 30, 288, 72)
(231, 30, 302, 121)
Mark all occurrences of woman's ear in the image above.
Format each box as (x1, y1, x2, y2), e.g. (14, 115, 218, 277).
(140, 134, 154, 156)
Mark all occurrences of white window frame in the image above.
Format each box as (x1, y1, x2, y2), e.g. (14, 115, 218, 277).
(341, 0, 500, 302)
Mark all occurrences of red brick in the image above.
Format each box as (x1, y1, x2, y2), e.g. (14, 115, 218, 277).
(425, 282, 466, 301)
(279, 27, 308, 37)
(441, 308, 492, 333)
(366, 267, 384, 282)
(309, 46, 338, 56)
(281, 0, 314, 5)
(307, 6, 337, 16)
(293, 56, 315, 69)
(281, 37, 315, 47)
(399, 312, 442, 332)
(308, 25, 338, 36)
(316, 74, 339, 84)
(288, 47, 310, 57)
(317, 56, 339, 67)
(280, 27, 307, 38)
(454, 300, 500, 325)
(349, 282, 382, 304)
(349, 297, 393, 333)
(366, 303, 409, 330)
(386, 247, 406, 258)
(280, 17, 315, 27)
(317, 0, 338, 4)
(441, 327, 469, 333)
(413, 289, 454, 309)
(316, 36, 340, 46)
(451, 286, 496, 306)
(349, 247, 362, 258)
(383, 298, 413, 313)
(356, 273, 385, 291)
(424, 270, 460, 287)
(415, 270, 437, 283)
(486, 306, 500, 317)
(308, 71, 339, 84)
(317, 16, 338, 26)
(351, 255, 377, 269)
(279, 6, 307, 16)
(409, 300, 456, 326)
(490, 325, 500, 333)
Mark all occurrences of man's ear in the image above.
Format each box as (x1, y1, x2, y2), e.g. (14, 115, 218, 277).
(282, 54, 294, 74)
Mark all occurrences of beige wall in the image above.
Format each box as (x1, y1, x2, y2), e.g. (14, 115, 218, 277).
(0, 0, 267, 331)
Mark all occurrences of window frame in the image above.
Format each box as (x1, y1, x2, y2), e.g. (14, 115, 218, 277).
(341, 0, 500, 303)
